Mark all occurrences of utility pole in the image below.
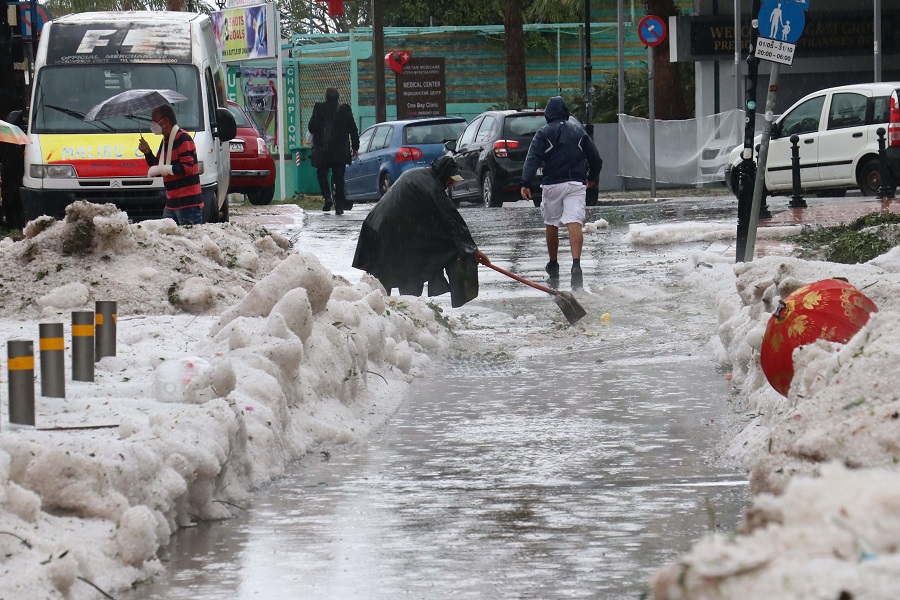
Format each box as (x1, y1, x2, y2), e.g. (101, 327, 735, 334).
(0, 0, 27, 229)
(874, 0, 882, 83)
(584, 0, 593, 135)
(372, 0, 386, 123)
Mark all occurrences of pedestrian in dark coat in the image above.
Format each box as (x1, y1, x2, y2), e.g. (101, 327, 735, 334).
(352, 156, 489, 307)
(307, 87, 360, 215)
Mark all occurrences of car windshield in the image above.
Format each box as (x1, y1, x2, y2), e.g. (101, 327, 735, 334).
(503, 115, 546, 137)
(404, 121, 466, 145)
(228, 104, 255, 129)
(31, 64, 203, 134)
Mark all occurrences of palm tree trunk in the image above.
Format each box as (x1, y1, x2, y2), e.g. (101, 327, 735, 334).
(501, 0, 527, 108)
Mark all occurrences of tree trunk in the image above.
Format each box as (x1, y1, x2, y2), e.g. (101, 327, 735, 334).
(644, 0, 690, 120)
(501, 0, 527, 108)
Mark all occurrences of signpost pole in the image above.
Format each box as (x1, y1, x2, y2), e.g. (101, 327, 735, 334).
(744, 62, 780, 262)
(648, 44, 656, 199)
(276, 7, 286, 202)
(874, 0, 882, 83)
(734, 0, 741, 109)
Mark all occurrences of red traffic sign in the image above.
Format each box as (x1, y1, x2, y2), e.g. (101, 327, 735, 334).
(638, 15, 667, 47)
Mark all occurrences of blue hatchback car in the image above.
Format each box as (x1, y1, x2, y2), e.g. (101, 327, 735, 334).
(344, 117, 468, 202)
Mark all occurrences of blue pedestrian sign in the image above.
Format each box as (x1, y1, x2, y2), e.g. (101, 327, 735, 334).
(758, 0, 806, 44)
(637, 15, 667, 47)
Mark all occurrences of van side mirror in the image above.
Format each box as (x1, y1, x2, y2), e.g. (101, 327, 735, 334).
(444, 139, 457, 153)
(215, 107, 237, 142)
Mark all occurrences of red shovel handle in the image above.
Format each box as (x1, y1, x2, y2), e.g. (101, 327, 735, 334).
(477, 256, 558, 295)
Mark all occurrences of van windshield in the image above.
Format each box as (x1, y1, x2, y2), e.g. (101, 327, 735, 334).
(31, 64, 203, 134)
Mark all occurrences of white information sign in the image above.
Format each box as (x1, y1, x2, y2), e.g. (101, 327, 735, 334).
(754, 37, 796, 65)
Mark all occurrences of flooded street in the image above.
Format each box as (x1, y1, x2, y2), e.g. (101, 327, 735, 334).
(126, 195, 750, 599)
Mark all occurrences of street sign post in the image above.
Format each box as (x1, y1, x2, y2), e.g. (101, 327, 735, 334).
(637, 15, 667, 198)
(743, 0, 809, 261)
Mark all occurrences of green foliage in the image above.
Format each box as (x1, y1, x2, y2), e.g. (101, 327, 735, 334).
(792, 211, 900, 264)
(562, 67, 650, 124)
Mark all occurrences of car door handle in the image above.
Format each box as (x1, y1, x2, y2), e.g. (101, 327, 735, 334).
(804, 139, 814, 144)
(852, 132, 863, 138)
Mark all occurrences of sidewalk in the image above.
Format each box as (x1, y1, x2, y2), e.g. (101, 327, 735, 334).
(720, 195, 900, 258)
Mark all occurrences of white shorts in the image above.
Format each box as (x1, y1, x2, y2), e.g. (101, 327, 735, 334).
(540, 181, 586, 226)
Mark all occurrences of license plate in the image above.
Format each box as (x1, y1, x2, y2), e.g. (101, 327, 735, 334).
(229, 142, 244, 153)
(536, 167, 543, 176)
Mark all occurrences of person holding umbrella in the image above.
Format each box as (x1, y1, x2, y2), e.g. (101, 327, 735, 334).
(137, 104, 204, 226)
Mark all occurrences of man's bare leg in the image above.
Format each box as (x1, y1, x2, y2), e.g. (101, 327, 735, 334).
(545, 224, 560, 283)
(567, 222, 584, 289)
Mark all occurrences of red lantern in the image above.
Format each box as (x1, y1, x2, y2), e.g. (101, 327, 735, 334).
(760, 278, 878, 396)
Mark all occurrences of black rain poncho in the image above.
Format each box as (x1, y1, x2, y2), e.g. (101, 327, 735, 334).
(352, 161, 479, 307)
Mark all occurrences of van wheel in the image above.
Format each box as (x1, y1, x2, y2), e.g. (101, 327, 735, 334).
(248, 186, 275, 205)
(481, 171, 502, 208)
(858, 158, 881, 196)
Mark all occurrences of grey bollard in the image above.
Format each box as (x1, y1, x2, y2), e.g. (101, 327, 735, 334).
(95, 301, 117, 361)
(7, 340, 35, 426)
(39, 323, 65, 398)
(72, 311, 95, 382)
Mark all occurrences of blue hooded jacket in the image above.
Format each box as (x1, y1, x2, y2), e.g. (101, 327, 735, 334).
(520, 96, 602, 187)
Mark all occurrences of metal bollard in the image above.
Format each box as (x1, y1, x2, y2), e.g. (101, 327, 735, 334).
(39, 323, 65, 398)
(789, 134, 807, 208)
(876, 128, 895, 200)
(7, 340, 35, 426)
(95, 301, 117, 361)
(72, 311, 95, 382)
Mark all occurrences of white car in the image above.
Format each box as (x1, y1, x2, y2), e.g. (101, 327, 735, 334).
(725, 82, 900, 198)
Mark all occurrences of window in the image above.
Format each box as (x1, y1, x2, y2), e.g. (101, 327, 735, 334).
(871, 96, 890, 124)
(458, 117, 482, 148)
(369, 125, 393, 151)
(31, 64, 203, 134)
(827, 93, 867, 130)
(780, 95, 826, 136)
(475, 115, 497, 142)
(357, 127, 375, 154)
(404, 121, 466, 145)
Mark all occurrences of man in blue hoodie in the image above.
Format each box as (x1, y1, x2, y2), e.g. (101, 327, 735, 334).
(520, 96, 602, 290)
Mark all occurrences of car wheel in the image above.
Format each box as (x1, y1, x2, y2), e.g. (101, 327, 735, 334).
(247, 186, 275, 205)
(481, 171, 502, 208)
(858, 158, 881, 196)
(379, 172, 393, 198)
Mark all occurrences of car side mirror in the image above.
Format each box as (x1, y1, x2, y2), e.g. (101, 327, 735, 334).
(444, 139, 457, 153)
(215, 107, 237, 142)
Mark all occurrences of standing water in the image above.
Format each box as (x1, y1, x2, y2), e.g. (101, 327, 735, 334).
(126, 196, 749, 599)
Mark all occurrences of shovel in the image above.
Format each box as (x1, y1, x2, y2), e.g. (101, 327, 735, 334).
(478, 257, 587, 325)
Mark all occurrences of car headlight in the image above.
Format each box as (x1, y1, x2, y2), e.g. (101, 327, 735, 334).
(30, 164, 77, 179)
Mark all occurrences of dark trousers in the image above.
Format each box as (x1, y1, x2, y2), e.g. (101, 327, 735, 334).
(317, 163, 348, 208)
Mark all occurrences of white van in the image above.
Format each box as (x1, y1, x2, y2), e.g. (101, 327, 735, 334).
(22, 11, 237, 222)
(725, 82, 900, 198)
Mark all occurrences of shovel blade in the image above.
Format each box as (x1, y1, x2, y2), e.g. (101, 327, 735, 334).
(553, 291, 587, 325)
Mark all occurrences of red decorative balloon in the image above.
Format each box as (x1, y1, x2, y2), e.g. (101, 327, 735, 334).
(760, 278, 878, 396)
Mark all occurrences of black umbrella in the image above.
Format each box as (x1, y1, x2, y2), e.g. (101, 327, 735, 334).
(84, 89, 188, 122)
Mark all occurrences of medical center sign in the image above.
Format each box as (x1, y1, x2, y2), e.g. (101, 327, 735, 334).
(754, 0, 809, 65)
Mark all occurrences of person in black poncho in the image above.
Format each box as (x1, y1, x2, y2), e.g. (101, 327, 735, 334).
(352, 156, 489, 308)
